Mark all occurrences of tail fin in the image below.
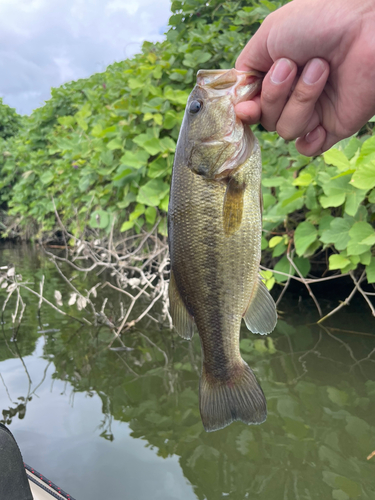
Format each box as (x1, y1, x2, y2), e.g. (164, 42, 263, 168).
(199, 361, 267, 432)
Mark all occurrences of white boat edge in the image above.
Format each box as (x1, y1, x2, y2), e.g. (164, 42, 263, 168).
(26, 467, 75, 500)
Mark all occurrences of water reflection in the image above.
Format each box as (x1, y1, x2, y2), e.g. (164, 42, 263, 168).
(1, 244, 375, 499)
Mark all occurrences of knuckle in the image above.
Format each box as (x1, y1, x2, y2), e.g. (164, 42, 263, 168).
(276, 122, 298, 141)
(291, 86, 313, 105)
(261, 85, 280, 106)
(261, 121, 276, 133)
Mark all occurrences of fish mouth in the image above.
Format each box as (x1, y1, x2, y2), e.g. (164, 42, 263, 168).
(196, 68, 263, 105)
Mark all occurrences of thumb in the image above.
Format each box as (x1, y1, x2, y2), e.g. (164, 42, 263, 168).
(235, 23, 274, 72)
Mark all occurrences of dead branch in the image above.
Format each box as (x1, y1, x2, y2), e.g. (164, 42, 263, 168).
(317, 271, 366, 324)
(38, 275, 45, 312)
(286, 249, 322, 317)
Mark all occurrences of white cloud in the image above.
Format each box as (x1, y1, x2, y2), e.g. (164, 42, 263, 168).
(0, 0, 171, 114)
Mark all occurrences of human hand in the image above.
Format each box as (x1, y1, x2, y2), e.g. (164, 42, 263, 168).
(235, 0, 375, 156)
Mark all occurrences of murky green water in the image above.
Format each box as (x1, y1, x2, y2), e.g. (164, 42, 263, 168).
(1, 243, 375, 500)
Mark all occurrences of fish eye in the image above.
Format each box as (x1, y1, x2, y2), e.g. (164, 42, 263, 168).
(189, 100, 203, 114)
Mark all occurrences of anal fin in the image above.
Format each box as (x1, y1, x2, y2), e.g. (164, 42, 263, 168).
(243, 278, 277, 334)
(169, 270, 195, 340)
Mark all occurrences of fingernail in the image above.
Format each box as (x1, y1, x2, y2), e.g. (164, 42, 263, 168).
(270, 58, 293, 84)
(305, 126, 322, 143)
(303, 59, 325, 85)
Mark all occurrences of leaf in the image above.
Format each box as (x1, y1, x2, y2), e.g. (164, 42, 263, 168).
(344, 136, 362, 159)
(320, 193, 346, 208)
(158, 217, 168, 236)
(345, 189, 367, 216)
(40, 171, 54, 185)
(329, 254, 350, 270)
(159, 193, 169, 212)
(253, 339, 268, 354)
(107, 137, 123, 150)
(160, 137, 176, 152)
(163, 110, 178, 129)
(129, 203, 145, 221)
(260, 270, 275, 290)
(292, 172, 312, 186)
(320, 176, 348, 206)
(347, 221, 375, 255)
(89, 210, 110, 229)
(281, 189, 305, 207)
(101, 150, 113, 166)
(58, 116, 75, 127)
(163, 87, 189, 105)
(269, 236, 283, 248)
(334, 477, 361, 499)
(293, 256, 311, 277)
(366, 257, 375, 284)
(137, 137, 162, 156)
(318, 215, 335, 235)
(359, 250, 372, 266)
(145, 206, 157, 225)
(183, 50, 212, 68)
(323, 148, 351, 171)
(320, 218, 354, 251)
(120, 220, 135, 232)
(128, 77, 143, 89)
(294, 222, 318, 256)
(148, 157, 169, 179)
(112, 167, 133, 182)
(351, 159, 375, 190)
(274, 255, 294, 283)
(327, 387, 348, 406)
(272, 240, 287, 257)
(137, 179, 169, 206)
(120, 150, 150, 169)
(117, 192, 136, 209)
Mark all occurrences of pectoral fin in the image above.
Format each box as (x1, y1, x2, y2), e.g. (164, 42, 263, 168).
(223, 177, 245, 236)
(169, 270, 195, 340)
(243, 278, 277, 334)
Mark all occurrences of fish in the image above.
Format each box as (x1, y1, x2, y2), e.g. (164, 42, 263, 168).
(167, 68, 277, 432)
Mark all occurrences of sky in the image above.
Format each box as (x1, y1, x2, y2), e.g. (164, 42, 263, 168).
(0, 0, 172, 115)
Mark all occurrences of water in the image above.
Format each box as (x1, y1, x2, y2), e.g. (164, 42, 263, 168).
(1, 243, 375, 499)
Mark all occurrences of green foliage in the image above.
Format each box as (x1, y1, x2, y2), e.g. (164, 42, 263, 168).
(259, 131, 375, 286)
(0, 0, 374, 285)
(0, 0, 281, 237)
(0, 98, 22, 140)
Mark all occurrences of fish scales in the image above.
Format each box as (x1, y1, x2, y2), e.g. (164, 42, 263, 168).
(168, 69, 277, 432)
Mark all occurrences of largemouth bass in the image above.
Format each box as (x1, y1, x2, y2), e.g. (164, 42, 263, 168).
(168, 69, 277, 432)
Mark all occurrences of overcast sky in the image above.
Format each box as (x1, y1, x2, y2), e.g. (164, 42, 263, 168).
(0, 0, 172, 115)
